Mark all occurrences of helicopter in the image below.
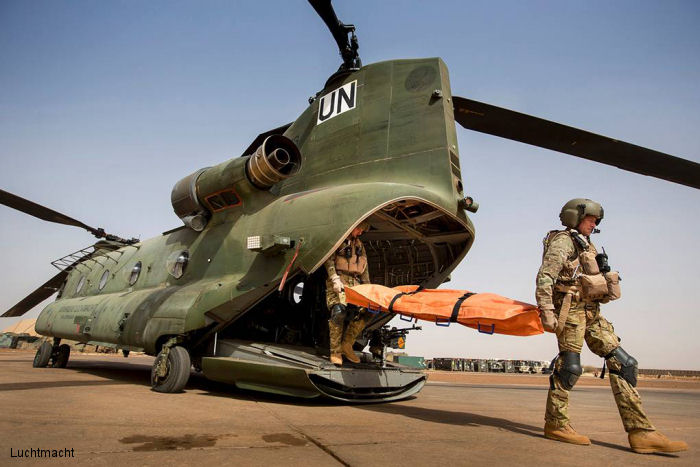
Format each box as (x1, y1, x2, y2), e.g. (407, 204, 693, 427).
(1, 1, 699, 401)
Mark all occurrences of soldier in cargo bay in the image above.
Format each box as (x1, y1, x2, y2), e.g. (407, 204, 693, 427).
(536, 198, 687, 454)
(324, 221, 372, 366)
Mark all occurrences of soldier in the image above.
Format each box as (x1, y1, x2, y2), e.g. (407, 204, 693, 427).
(536, 198, 688, 454)
(324, 221, 372, 366)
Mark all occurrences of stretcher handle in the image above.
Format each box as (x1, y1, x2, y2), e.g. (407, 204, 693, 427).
(366, 304, 381, 314)
(435, 317, 450, 327)
(399, 313, 413, 322)
(477, 323, 495, 335)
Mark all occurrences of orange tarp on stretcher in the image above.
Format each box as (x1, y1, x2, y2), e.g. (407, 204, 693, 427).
(345, 285, 544, 337)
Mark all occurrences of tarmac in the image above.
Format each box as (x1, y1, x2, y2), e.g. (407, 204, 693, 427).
(0, 349, 697, 466)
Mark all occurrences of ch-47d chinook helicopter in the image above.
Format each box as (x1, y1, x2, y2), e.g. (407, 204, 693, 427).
(2, 0, 699, 402)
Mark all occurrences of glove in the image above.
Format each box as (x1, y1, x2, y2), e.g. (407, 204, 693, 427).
(330, 274, 344, 293)
(540, 306, 558, 332)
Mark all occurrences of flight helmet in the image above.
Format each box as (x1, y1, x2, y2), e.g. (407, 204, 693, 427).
(559, 198, 604, 229)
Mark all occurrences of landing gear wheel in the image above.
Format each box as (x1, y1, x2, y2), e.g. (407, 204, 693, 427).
(53, 344, 71, 368)
(151, 346, 191, 393)
(33, 342, 52, 368)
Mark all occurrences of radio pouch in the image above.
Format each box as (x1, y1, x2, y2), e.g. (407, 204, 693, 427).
(604, 271, 621, 301)
(579, 250, 600, 275)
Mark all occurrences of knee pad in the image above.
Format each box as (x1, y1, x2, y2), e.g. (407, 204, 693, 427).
(330, 304, 347, 325)
(605, 346, 638, 387)
(555, 351, 582, 390)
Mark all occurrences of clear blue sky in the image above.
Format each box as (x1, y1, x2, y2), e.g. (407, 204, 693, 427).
(1, 1, 699, 369)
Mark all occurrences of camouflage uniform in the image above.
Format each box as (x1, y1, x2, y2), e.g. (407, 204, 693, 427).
(536, 230, 654, 433)
(325, 236, 372, 358)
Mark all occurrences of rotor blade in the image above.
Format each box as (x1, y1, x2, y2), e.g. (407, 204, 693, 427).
(453, 96, 700, 189)
(0, 189, 102, 235)
(308, 0, 360, 71)
(1, 270, 68, 317)
(309, 0, 346, 49)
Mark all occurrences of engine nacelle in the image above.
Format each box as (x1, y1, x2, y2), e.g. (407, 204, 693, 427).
(171, 135, 301, 231)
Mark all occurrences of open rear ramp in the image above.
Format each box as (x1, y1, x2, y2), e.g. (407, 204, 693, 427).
(201, 339, 426, 402)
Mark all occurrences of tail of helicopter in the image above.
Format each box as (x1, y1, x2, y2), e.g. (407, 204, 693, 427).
(280, 57, 475, 280)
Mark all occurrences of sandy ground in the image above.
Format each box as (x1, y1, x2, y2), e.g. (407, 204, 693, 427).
(0, 349, 697, 466)
(427, 369, 700, 390)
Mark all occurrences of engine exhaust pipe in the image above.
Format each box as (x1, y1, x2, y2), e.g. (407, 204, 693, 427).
(246, 135, 302, 189)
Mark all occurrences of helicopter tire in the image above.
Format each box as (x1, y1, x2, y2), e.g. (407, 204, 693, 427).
(53, 344, 71, 368)
(151, 345, 191, 393)
(33, 342, 52, 368)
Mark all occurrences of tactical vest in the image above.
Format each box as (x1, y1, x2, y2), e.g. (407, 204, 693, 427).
(542, 230, 580, 286)
(543, 229, 620, 302)
(333, 238, 368, 275)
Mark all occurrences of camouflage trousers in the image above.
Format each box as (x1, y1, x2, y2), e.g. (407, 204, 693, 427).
(546, 302, 655, 432)
(326, 273, 371, 354)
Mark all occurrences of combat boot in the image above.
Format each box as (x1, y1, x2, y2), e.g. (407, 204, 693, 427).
(329, 353, 342, 366)
(544, 422, 591, 445)
(341, 319, 365, 364)
(628, 429, 688, 454)
(341, 342, 360, 363)
(328, 320, 343, 366)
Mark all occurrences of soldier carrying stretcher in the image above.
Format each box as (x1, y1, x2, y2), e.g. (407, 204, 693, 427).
(536, 198, 688, 454)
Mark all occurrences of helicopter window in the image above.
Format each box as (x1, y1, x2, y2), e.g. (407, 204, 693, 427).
(168, 251, 189, 279)
(75, 275, 86, 294)
(129, 261, 142, 286)
(99, 270, 110, 290)
(205, 189, 241, 212)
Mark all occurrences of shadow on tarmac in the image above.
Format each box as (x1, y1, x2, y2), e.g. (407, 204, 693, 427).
(358, 404, 681, 456)
(55, 358, 340, 407)
(0, 379, 129, 391)
(590, 439, 635, 453)
(67, 359, 155, 385)
(590, 439, 681, 457)
(357, 403, 543, 439)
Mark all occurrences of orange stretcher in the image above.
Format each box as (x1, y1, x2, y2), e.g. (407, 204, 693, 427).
(345, 284, 544, 337)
